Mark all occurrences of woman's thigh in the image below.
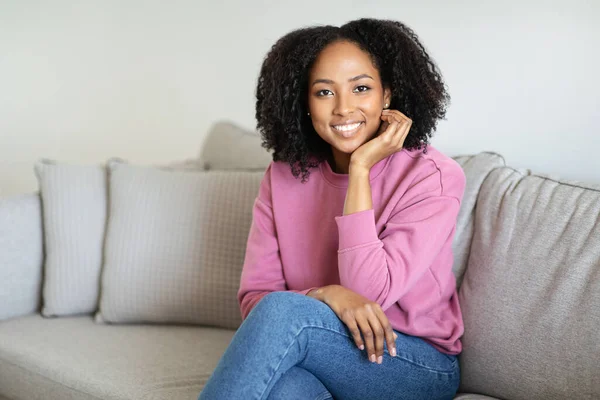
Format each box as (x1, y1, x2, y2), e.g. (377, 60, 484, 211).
(246, 293, 461, 400)
(300, 327, 460, 400)
(204, 292, 459, 400)
(267, 366, 333, 400)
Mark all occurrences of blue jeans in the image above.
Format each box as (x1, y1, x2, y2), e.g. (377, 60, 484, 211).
(199, 292, 460, 400)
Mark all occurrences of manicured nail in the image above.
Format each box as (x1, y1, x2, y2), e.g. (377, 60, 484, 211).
(377, 356, 383, 364)
(370, 354, 376, 363)
(390, 347, 397, 357)
(359, 344, 364, 350)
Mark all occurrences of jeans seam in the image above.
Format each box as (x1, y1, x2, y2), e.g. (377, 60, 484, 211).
(258, 324, 350, 400)
(391, 352, 458, 375)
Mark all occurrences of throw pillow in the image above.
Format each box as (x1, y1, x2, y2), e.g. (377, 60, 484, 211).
(35, 160, 107, 316)
(96, 159, 263, 329)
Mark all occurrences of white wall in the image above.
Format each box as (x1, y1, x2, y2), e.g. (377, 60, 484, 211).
(1, 0, 599, 196)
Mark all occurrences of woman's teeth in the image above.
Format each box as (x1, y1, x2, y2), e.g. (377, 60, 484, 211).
(332, 122, 363, 137)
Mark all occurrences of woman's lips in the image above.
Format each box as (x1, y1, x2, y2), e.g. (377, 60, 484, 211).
(331, 122, 364, 138)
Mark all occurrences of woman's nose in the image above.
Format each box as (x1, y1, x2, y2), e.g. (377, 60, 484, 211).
(333, 94, 354, 116)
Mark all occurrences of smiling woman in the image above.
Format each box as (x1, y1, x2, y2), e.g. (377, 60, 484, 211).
(199, 18, 465, 400)
(308, 42, 391, 164)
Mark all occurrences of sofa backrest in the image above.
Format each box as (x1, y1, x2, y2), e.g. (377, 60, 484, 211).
(458, 166, 600, 399)
(0, 193, 43, 320)
(452, 152, 505, 288)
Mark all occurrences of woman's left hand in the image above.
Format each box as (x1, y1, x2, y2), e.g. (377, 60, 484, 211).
(350, 109, 412, 171)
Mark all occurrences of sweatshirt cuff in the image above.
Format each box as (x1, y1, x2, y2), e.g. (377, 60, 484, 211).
(335, 209, 380, 250)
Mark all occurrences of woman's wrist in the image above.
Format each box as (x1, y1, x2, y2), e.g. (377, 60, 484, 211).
(349, 160, 371, 176)
(307, 285, 336, 303)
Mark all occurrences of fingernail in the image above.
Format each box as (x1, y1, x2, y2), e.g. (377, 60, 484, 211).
(377, 356, 383, 364)
(359, 344, 364, 350)
(370, 354, 376, 363)
(391, 347, 397, 357)
(393, 333, 398, 340)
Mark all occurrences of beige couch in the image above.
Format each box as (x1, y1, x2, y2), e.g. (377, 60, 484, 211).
(1, 122, 599, 400)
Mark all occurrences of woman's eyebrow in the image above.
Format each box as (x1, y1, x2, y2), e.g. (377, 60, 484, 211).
(311, 74, 374, 86)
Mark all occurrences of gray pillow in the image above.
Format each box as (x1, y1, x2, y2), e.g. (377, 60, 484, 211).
(96, 159, 263, 329)
(35, 160, 107, 316)
(34, 158, 205, 317)
(200, 121, 272, 171)
(0, 193, 44, 320)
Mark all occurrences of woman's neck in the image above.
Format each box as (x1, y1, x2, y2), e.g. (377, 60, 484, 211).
(328, 150, 351, 174)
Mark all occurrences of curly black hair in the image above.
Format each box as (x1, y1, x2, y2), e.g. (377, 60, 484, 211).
(255, 18, 450, 182)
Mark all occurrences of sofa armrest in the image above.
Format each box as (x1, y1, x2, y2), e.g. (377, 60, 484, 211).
(0, 192, 43, 321)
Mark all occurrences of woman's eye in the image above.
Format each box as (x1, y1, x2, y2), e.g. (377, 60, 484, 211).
(316, 89, 333, 97)
(354, 85, 370, 93)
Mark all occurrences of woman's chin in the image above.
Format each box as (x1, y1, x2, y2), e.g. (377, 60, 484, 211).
(333, 139, 366, 155)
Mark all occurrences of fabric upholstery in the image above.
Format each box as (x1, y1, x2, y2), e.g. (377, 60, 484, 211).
(200, 121, 272, 171)
(451, 152, 505, 288)
(32, 158, 204, 318)
(0, 193, 43, 321)
(34, 160, 107, 316)
(96, 160, 263, 329)
(0, 314, 234, 400)
(458, 166, 600, 399)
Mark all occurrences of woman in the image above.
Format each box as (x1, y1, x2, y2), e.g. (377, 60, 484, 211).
(200, 18, 465, 400)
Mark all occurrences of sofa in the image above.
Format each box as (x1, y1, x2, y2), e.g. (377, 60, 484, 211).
(0, 121, 599, 400)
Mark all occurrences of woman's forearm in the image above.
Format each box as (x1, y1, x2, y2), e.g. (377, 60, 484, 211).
(343, 164, 373, 215)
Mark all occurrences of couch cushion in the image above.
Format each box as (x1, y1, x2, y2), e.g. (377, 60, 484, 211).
(97, 160, 263, 329)
(34, 160, 108, 317)
(451, 152, 505, 288)
(0, 193, 43, 321)
(0, 314, 234, 400)
(200, 121, 272, 171)
(458, 166, 600, 399)
(34, 158, 206, 319)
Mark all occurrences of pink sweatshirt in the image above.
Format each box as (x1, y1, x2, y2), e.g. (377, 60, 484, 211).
(237, 145, 466, 355)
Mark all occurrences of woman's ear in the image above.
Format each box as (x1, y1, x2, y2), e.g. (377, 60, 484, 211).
(383, 88, 392, 109)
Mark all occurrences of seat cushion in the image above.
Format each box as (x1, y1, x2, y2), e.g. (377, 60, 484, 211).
(458, 166, 600, 399)
(0, 314, 234, 400)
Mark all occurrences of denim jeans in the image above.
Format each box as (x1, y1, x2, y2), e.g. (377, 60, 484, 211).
(199, 292, 460, 400)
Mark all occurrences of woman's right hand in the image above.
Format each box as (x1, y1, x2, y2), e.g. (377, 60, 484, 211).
(308, 285, 397, 364)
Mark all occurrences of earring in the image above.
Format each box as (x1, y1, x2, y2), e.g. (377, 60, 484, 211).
(384, 103, 389, 109)
(307, 112, 311, 116)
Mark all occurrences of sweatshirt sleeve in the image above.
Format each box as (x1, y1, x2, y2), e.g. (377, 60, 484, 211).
(237, 165, 316, 320)
(335, 170, 464, 311)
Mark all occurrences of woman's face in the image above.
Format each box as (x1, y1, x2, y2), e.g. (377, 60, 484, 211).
(308, 40, 391, 157)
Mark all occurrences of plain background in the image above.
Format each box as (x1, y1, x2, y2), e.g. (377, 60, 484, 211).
(1, 0, 599, 196)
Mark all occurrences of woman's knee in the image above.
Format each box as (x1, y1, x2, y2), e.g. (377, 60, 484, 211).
(254, 291, 306, 316)
(245, 291, 346, 338)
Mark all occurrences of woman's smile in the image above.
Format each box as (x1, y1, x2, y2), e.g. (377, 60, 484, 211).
(331, 121, 364, 138)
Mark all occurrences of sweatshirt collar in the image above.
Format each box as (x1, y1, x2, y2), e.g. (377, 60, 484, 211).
(319, 152, 394, 188)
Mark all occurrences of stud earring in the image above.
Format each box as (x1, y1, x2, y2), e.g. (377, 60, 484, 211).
(307, 112, 311, 116)
(384, 103, 389, 109)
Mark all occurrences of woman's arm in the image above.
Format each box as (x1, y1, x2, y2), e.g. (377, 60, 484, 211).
(336, 167, 464, 310)
(343, 164, 372, 215)
(237, 165, 317, 320)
